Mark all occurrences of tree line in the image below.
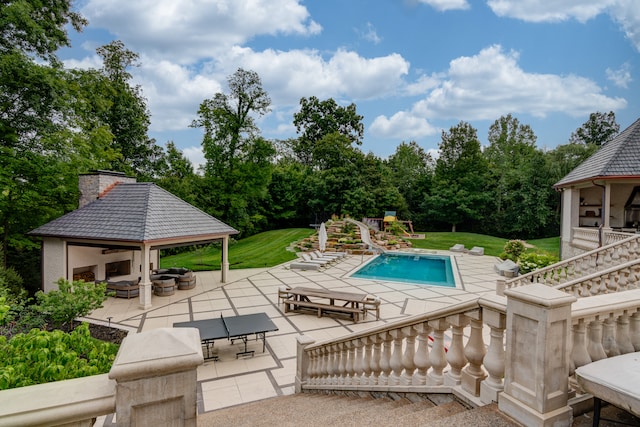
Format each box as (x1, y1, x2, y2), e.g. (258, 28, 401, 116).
(0, 1, 619, 293)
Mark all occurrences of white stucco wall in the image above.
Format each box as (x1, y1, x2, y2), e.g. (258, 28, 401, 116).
(42, 238, 66, 292)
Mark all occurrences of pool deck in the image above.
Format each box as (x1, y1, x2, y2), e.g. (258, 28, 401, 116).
(86, 250, 503, 417)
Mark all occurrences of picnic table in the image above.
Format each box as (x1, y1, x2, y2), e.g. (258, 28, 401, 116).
(173, 312, 278, 360)
(283, 286, 379, 323)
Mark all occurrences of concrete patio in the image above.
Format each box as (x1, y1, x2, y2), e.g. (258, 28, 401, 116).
(85, 250, 502, 418)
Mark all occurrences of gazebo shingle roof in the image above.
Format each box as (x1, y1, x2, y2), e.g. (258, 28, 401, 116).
(554, 118, 640, 188)
(29, 183, 238, 242)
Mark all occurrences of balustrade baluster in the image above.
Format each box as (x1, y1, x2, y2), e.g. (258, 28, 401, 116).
(445, 314, 468, 386)
(361, 337, 373, 385)
(461, 312, 487, 396)
(587, 318, 607, 361)
(344, 341, 355, 385)
(427, 318, 449, 386)
(480, 308, 506, 404)
(616, 311, 635, 354)
(316, 348, 325, 385)
(337, 342, 346, 385)
(604, 248, 613, 266)
(602, 313, 620, 357)
(378, 332, 392, 385)
(370, 336, 382, 385)
(308, 348, 318, 385)
(401, 326, 417, 385)
(319, 347, 328, 385)
(581, 279, 592, 298)
(352, 339, 364, 385)
(631, 309, 640, 351)
(326, 344, 337, 385)
(570, 319, 591, 375)
(413, 322, 431, 385)
(618, 269, 629, 291)
(388, 329, 405, 385)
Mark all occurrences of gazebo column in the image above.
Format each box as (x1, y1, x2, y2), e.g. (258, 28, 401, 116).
(138, 243, 153, 309)
(221, 235, 230, 283)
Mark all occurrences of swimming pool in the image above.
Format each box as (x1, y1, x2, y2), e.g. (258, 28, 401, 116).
(349, 252, 458, 287)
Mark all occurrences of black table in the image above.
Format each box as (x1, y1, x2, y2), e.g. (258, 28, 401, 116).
(174, 313, 278, 360)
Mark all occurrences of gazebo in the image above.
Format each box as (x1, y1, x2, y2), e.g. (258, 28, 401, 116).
(554, 117, 640, 259)
(29, 171, 238, 309)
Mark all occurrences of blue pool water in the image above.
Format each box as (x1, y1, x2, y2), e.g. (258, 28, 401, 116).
(350, 253, 456, 287)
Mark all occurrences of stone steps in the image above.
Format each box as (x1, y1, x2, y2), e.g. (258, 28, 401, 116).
(197, 393, 524, 427)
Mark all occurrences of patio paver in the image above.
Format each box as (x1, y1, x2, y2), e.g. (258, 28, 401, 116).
(86, 251, 502, 419)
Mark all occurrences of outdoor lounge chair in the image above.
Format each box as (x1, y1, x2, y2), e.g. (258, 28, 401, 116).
(449, 244, 465, 252)
(290, 261, 322, 271)
(313, 250, 346, 259)
(299, 253, 332, 265)
(468, 246, 484, 256)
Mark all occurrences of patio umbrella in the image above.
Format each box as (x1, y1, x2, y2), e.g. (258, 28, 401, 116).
(318, 222, 328, 252)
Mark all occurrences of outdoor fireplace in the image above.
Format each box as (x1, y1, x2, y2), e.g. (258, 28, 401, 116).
(105, 260, 131, 279)
(73, 265, 97, 282)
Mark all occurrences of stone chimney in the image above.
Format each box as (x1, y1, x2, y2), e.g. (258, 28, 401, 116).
(78, 170, 136, 208)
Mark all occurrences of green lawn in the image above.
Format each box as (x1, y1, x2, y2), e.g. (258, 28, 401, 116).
(160, 228, 560, 271)
(408, 232, 560, 258)
(160, 228, 315, 271)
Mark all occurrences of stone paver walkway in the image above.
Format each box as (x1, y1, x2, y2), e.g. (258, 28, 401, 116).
(87, 250, 502, 417)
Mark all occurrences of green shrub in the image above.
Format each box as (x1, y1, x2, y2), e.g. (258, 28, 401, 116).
(0, 323, 118, 390)
(34, 279, 108, 330)
(503, 240, 526, 261)
(518, 252, 559, 274)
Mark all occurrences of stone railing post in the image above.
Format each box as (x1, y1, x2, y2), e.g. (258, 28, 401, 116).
(108, 327, 203, 427)
(296, 335, 316, 392)
(480, 304, 507, 404)
(499, 284, 576, 427)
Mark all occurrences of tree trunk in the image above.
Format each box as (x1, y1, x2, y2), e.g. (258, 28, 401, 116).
(451, 224, 456, 233)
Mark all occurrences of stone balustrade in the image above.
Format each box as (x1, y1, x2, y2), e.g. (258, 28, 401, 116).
(553, 259, 640, 297)
(504, 233, 640, 291)
(569, 289, 640, 375)
(296, 298, 507, 406)
(296, 279, 640, 426)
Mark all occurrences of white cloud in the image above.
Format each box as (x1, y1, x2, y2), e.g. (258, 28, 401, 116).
(370, 111, 439, 139)
(486, 0, 640, 51)
(217, 47, 410, 103)
(415, 45, 626, 120)
(417, 0, 470, 12)
(606, 63, 633, 88)
(371, 44, 627, 142)
(183, 146, 205, 173)
(487, 0, 614, 23)
(358, 22, 382, 45)
(609, 0, 640, 52)
(81, 0, 321, 63)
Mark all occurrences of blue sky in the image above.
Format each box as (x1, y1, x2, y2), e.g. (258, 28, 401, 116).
(61, 0, 640, 168)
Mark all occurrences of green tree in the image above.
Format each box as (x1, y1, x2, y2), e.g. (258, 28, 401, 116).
(155, 141, 199, 205)
(192, 68, 274, 234)
(422, 122, 490, 232)
(292, 96, 364, 166)
(96, 40, 163, 178)
(0, 2, 109, 289)
(0, 0, 87, 62)
(385, 141, 434, 225)
(483, 114, 553, 238)
(569, 111, 619, 147)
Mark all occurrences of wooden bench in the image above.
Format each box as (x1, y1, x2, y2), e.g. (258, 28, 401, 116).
(284, 299, 364, 323)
